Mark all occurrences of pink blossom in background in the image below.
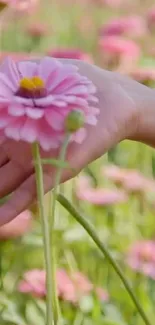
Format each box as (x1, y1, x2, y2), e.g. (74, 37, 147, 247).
(99, 36, 141, 59)
(102, 164, 155, 194)
(18, 269, 46, 297)
(126, 241, 155, 279)
(48, 48, 93, 64)
(11, 0, 39, 13)
(130, 68, 155, 85)
(0, 57, 99, 150)
(18, 268, 109, 303)
(103, 0, 128, 8)
(27, 23, 48, 38)
(99, 16, 147, 38)
(75, 174, 128, 205)
(147, 7, 155, 31)
(0, 210, 32, 240)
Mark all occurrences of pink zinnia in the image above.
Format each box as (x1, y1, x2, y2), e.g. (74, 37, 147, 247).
(99, 16, 147, 38)
(126, 241, 155, 279)
(147, 7, 155, 31)
(18, 268, 109, 303)
(48, 48, 93, 64)
(99, 36, 141, 59)
(75, 175, 128, 205)
(130, 68, 155, 85)
(0, 57, 98, 150)
(102, 164, 155, 194)
(27, 23, 48, 38)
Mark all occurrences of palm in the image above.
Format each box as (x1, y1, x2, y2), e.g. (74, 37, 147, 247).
(0, 60, 150, 225)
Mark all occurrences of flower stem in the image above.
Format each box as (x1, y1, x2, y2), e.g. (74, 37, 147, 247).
(57, 194, 152, 325)
(32, 143, 53, 325)
(50, 134, 70, 325)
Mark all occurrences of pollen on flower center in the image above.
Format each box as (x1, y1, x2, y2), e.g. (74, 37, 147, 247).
(20, 76, 45, 90)
(17, 76, 46, 99)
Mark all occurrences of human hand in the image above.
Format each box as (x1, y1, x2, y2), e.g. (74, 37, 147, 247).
(0, 59, 154, 225)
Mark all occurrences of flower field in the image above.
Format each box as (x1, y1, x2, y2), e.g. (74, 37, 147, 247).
(1, 1, 155, 325)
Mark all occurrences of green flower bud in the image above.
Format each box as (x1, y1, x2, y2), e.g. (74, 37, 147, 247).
(65, 110, 85, 132)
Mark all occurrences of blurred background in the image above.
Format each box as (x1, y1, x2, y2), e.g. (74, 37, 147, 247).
(1, 0, 155, 324)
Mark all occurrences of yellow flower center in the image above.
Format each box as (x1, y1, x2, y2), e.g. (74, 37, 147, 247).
(20, 76, 45, 91)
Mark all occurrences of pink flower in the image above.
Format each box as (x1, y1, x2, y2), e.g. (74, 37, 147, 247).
(27, 23, 48, 38)
(102, 164, 155, 194)
(48, 48, 93, 64)
(104, 0, 128, 8)
(99, 36, 141, 59)
(130, 68, 155, 85)
(0, 57, 98, 150)
(99, 16, 147, 38)
(18, 268, 109, 303)
(75, 175, 128, 205)
(11, 0, 39, 13)
(126, 241, 155, 279)
(95, 287, 109, 301)
(0, 210, 32, 240)
(147, 7, 155, 31)
(18, 269, 46, 297)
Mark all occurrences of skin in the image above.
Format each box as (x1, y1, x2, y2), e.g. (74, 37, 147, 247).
(0, 59, 155, 225)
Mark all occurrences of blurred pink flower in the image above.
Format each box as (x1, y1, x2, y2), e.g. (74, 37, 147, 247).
(103, 164, 155, 194)
(0, 0, 39, 12)
(18, 269, 46, 297)
(95, 287, 109, 301)
(147, 7, 155, 31)
(0, 57, 98, 150)
(12, 0, 39, 13)
(75, 175, 128, 205)
(48, 48, 93, 64)
(18, 268, 109, 303)
(99, 16, 147, 38)
(126, 241, 155, 279)
(0, 210, 32, 240)
(27, 23, 48, 38)
(130, 68, 155, 85)
(99, 36, 141, 59)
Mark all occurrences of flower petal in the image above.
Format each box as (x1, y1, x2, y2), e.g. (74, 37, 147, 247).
(14, 96, 34, 106)
(25, 107, 44, 119)
(86, 115, 97, 125)
(8, 104, 25, 116)
(47, 65, 79, 93)
(35, 95, 55, 107)
(0, 72, 17, 93)
(20, 119, 39, 143)
(37, 57, 62, 82)
(0, 57, 20, 89)
(5, 118, 25, 141)
(17, 61, 38, 79)
(0, 110, 14, 129)
(45, 110, 64, 131)
(72, 128, 87, 144)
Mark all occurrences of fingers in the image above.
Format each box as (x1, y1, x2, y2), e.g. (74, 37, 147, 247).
(0, 161, 32, 197)
(0, 148, 9, 167)
(0, 170, 54, 225)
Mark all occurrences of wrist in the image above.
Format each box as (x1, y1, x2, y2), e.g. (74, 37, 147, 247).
(128, 88, 155, 147)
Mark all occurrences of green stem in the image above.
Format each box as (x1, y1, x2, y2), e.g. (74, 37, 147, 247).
(57, 194, 152, 325)
(50, 134, 70, 325)
(32, 143, 53, 325)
